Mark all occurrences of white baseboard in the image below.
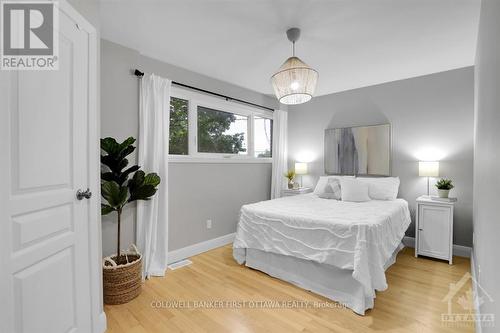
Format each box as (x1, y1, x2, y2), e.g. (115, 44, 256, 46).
(402, 236, 471, 258)
(168, 233, 235, 264)
(470, 250, 482, 333)
(94, 311, 107, 333)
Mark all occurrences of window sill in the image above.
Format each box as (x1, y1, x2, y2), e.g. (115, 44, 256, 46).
(168, 155, 273, 164)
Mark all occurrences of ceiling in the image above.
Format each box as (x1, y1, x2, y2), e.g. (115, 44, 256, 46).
(100, 0, 480, 97)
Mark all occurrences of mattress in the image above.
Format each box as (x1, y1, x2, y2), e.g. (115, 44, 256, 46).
(233, 193, 411, 303)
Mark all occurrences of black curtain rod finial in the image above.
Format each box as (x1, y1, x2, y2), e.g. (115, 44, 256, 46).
(134, 69, 144, 77)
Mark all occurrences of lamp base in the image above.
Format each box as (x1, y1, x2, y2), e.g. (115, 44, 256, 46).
(427, 177, 430, 196)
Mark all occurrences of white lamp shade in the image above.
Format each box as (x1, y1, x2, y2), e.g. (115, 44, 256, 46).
(271, 57, 318, 105)
(295, 162, 308, 175)
(419, 161, 439, 177)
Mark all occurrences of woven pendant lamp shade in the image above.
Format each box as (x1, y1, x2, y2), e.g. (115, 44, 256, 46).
(271, 57, 318, 105)
(271, 28, 318, 105)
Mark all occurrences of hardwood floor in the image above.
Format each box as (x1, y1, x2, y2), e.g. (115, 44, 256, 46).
(105, 246, 475, 333)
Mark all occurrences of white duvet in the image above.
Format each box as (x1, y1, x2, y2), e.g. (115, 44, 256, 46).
(233, 194, 411, 300)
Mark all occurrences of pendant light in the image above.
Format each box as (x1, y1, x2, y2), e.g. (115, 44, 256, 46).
(271, 28, 318, 105)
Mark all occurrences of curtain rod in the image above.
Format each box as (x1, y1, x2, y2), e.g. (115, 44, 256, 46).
(133, 69, 274, 112)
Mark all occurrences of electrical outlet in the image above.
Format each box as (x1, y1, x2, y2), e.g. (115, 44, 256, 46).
(206, 219, 212, 229)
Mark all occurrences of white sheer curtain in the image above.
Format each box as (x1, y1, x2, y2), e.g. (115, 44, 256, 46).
(271, 109, 288, 199)
(137, 73, 171, 278)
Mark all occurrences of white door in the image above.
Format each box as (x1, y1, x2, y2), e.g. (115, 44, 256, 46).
(0, 4, 99, 333)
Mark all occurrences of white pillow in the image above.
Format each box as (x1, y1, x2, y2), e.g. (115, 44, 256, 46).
(313, 175, 354, 195)
(318, 178, 342, 200)
(357, 177, 400, 200)
(340, 178, 371, 202)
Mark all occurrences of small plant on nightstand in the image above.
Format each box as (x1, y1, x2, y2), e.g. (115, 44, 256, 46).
(284, 170, 296, 189)
(435, 178, 454, 198)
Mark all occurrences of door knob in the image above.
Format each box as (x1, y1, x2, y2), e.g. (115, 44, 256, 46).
(76, 188, 92, 200)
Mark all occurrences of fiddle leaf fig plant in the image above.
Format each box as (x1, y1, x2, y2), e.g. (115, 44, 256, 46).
(100, 137, 160, 262)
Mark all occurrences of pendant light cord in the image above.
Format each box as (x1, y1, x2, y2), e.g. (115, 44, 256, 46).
(292, 41, 296, 57)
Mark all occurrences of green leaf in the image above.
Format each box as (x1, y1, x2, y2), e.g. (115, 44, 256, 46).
(101, 155, 120, 172)
(117, 165, 140, 186)
(119, 137, 136, 151)
(127, 170, 160, 203)
(122, 165, 140, 177)
(101, 181, 128, 209)
(101, 204, 115, 215)
(101, 172, 117, 182)
(144, 173, 161, 187)
(101, 137, 119, 155)
(128, 170, 145, 193)
(101, 155, 129, 174)
(129, 184, 157, 202)
(118, 145, 135, 160)
(116, 158, 129, 173)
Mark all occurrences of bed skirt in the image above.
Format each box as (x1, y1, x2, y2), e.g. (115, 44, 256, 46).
(234, 243, 403, 315)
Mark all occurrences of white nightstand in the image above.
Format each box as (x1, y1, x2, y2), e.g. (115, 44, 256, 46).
(415, 195, 457, 264)
(281, 187, 312, 197)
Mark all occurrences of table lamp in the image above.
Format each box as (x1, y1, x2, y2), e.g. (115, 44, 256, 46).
(419, 161, 439, 196)
(295, 162, 308, 188)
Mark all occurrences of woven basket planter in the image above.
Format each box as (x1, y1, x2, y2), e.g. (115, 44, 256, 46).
(103, 245, 143, 305)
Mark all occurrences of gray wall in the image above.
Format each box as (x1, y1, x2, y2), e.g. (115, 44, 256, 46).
(67, 0, 100, 29)
(473, 0, 500, 328)
(288, 67, 474, 247)
(101, 39, 277, 256)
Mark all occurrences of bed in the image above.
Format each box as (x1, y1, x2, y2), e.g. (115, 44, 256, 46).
(233, 192, 411, 315)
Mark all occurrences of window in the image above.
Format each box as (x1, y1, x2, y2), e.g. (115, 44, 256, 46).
(168, 87, 273, 161)
(197, 106, 248, 155)
(169, 97, 189, 155)
(254, 116, 272, 158)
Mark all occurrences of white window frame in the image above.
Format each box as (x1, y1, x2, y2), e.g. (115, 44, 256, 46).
(168, 86, 273, 163)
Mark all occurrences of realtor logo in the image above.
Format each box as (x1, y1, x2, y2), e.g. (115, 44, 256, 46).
(1, 1, 58, 70)
(441, 272, 495, 328)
